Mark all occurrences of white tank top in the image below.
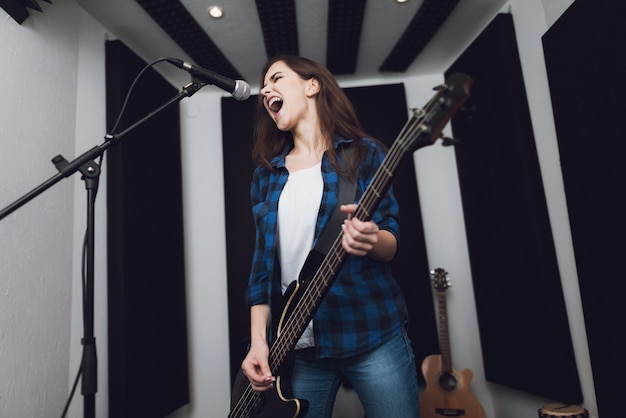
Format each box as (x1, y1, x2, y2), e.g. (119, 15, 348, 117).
(278, 162, 323, 349)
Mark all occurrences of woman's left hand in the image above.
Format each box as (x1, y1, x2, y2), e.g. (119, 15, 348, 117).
(340, 204, 379, 257)
(340, 204, 397, 262)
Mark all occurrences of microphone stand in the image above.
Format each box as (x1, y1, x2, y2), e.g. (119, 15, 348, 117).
(0, 79, 206, 418)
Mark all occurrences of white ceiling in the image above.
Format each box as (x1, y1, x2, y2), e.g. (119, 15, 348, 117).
(77, 0, 509, 90)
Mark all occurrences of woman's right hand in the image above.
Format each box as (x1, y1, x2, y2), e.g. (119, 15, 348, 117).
(241, 342, 276, 391)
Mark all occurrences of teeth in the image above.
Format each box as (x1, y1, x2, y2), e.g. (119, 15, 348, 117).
(269, 97, 281, 106)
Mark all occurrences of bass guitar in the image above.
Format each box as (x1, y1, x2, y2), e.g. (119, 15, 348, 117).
(229, 74, 473, 418)
(420, 268, 486, 418)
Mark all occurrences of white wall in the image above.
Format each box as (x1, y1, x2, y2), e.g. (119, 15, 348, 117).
(170, 89, 232, 417)
(0, 1, 599, 418)
(67, 7, 110, 418)
(0, 2, 109, 417)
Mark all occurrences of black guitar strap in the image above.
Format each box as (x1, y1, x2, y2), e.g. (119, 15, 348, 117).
(297, 144, 356, 286)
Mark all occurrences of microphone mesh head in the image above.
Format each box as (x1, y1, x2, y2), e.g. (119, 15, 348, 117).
(233, 80, 251, 101)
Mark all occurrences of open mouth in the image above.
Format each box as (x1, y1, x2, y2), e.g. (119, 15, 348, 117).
(268, 97, 283, 113)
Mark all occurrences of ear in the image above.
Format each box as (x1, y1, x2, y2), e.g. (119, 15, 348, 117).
(305, 77, 320, 97)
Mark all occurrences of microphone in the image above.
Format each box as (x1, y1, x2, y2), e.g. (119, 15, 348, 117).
(166, 57, 251, 101)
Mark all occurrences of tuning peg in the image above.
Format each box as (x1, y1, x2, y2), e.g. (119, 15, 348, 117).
(440, 134, 460, 146)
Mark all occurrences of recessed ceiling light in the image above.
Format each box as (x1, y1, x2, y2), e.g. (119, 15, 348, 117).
(396, 0, 408, 3)
(208, 6, 224, 19)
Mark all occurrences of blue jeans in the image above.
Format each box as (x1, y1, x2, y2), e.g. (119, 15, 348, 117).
(291, 329, 420, 418)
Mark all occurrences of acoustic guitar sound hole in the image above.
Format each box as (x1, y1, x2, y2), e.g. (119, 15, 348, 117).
(438, 373, 458, 392)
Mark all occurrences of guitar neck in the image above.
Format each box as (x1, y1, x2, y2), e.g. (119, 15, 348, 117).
(269, 130, 417, 371)
(268, 73, 473, 372)
(437, 290, 453, 374)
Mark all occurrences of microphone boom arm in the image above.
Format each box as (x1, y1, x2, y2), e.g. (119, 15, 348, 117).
(0, 80, 204, 221)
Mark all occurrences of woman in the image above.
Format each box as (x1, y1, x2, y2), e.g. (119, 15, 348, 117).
(241, 55, 420, 418)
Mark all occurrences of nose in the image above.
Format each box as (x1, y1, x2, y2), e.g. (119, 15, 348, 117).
(260, 82, 274, 97)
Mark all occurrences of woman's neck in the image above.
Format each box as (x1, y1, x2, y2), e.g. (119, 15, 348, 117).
(286, 131, 327, 172)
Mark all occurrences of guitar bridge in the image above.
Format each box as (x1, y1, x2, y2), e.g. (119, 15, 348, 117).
(435, 407, 466, 416)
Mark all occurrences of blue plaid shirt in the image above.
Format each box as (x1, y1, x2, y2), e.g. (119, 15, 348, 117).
(246, 137, 409, 359)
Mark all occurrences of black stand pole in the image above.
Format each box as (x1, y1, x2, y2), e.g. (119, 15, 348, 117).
(0, 80, 205, 418)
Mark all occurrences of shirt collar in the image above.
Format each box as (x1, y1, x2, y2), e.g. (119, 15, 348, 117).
(269, 136, 353, 169)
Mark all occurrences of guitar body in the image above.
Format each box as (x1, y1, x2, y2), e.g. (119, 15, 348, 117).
(230, 368, 306, 418)
(420, 354, 486, 418)
(229, 281, 309, 418)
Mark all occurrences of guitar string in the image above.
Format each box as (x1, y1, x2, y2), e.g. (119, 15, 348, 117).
(266, 90, 446, 365)
(231, 381, 264, 418)
(269, 105, 431, 364)
(230, 80, 459, 417)
(270, 81, 464, 367)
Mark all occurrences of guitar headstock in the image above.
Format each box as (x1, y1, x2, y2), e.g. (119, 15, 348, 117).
(430, 268, 451, 292)
(401, 73, 473, 153)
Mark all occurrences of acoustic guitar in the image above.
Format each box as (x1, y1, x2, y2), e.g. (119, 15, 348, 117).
(229, 74, 473, 418)
(420, 268, 486, 418)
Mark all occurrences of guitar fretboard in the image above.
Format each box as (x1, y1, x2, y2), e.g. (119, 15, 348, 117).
(437, 290, 453, 374)
(269, 114, 423, 370)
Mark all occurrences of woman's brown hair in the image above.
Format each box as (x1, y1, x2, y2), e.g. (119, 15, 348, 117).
(252, 55, 374, 175)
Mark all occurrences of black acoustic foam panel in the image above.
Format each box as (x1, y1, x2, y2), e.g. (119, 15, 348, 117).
(106, 40, 189, 417)
(543, 1, 626, 416)
(446, 13, 582, 403)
